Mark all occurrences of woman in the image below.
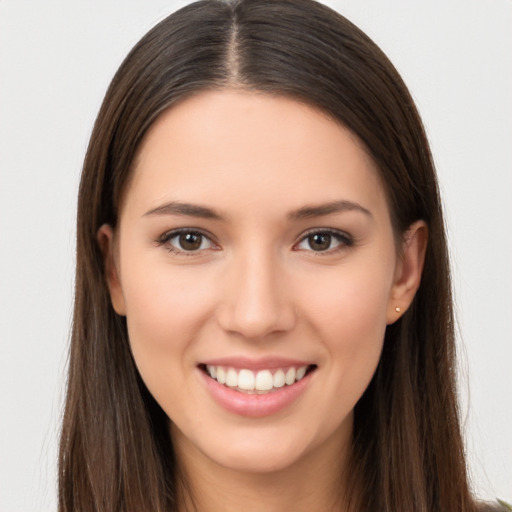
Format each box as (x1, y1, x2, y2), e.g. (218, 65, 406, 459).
(58, 0, 506, 511)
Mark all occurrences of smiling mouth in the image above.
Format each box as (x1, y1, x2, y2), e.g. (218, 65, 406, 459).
(199, 364, 317, 394)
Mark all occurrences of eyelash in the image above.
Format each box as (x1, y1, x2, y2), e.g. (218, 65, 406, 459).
(293, 228, 354, 254)
(155, 228, 354, 256)
(156, 228, 219, 256)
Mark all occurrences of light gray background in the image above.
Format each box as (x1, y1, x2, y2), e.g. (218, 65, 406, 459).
(1, 1, 510, 510)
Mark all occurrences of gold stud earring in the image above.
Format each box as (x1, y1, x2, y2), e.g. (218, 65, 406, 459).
(395, 306, 401, 313)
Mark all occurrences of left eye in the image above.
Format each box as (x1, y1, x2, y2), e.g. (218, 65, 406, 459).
(163, 230, 215, 252)
(295, 231, 352, 252)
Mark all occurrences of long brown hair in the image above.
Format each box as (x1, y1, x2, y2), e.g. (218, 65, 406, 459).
(60, 1, 489, 510)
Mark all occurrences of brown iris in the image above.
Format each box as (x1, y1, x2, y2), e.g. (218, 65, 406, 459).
(179, 232, 202, 251)
(307, 233, 332, 251)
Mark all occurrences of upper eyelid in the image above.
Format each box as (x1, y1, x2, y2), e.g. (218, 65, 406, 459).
(157, 227, 217, 244)
(296, 227, 353, 241)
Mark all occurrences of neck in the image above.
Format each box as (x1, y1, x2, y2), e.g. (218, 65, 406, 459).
(173, 425, 352, 512)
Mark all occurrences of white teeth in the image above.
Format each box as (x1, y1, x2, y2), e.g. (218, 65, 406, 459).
(273, 369, 285, 388)
(296, 366, 307, 381)
(216, 366, 226, 384)
(226, 368, 238, 387)
(238, 369, 255, 391)
(255, 370, 273, 391)
(285, 367, 296, 385)
(205, 364, 312, 393)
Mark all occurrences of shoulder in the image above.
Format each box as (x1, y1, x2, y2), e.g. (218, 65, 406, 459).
(477, 499, 512, 512)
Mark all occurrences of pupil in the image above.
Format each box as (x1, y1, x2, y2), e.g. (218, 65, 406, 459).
(309, 233, 331, 251)
(180, 232, 201, 250)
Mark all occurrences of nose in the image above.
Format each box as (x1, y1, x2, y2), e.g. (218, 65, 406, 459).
(216, 250, 296, 340)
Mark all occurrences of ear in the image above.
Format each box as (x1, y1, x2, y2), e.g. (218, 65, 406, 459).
(386, 220, 428, 324)
(97, 224, 127, 316)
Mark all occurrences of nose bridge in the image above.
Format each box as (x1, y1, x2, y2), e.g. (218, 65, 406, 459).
(218, 244, 295, 339)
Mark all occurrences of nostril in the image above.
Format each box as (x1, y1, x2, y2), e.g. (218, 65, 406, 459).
(215, 273, 296, 338)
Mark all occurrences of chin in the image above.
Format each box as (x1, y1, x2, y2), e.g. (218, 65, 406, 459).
(183, 419, 344, 476)
(205, 441, 309, 475)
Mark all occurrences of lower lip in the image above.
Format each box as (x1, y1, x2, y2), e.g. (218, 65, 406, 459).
(199, 368, 313, 418)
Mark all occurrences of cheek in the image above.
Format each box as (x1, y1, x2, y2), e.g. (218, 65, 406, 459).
(301, 258, 393, 395)
(120, 262, 218, 398)
(123, 259, 215, 338)
(303, 256, 394, 336)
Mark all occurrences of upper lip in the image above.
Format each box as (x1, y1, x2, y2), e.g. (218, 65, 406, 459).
(199, 356, 314, 371)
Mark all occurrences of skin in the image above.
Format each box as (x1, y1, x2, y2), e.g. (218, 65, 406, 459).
(99, 90, 427, 512)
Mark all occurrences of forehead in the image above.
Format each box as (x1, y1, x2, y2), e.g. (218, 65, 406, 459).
(123, 90, 389, 221)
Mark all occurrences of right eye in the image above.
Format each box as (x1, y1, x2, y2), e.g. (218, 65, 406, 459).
(158, 229, 217, 255)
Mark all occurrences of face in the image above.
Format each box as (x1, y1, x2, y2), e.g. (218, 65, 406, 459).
(101, 90, 425, 476)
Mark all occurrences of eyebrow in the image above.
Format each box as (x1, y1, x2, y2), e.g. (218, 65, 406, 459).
(143, 201, 224, 220)
(288, 200, 372, 220)
(143, 199, 372, 221)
